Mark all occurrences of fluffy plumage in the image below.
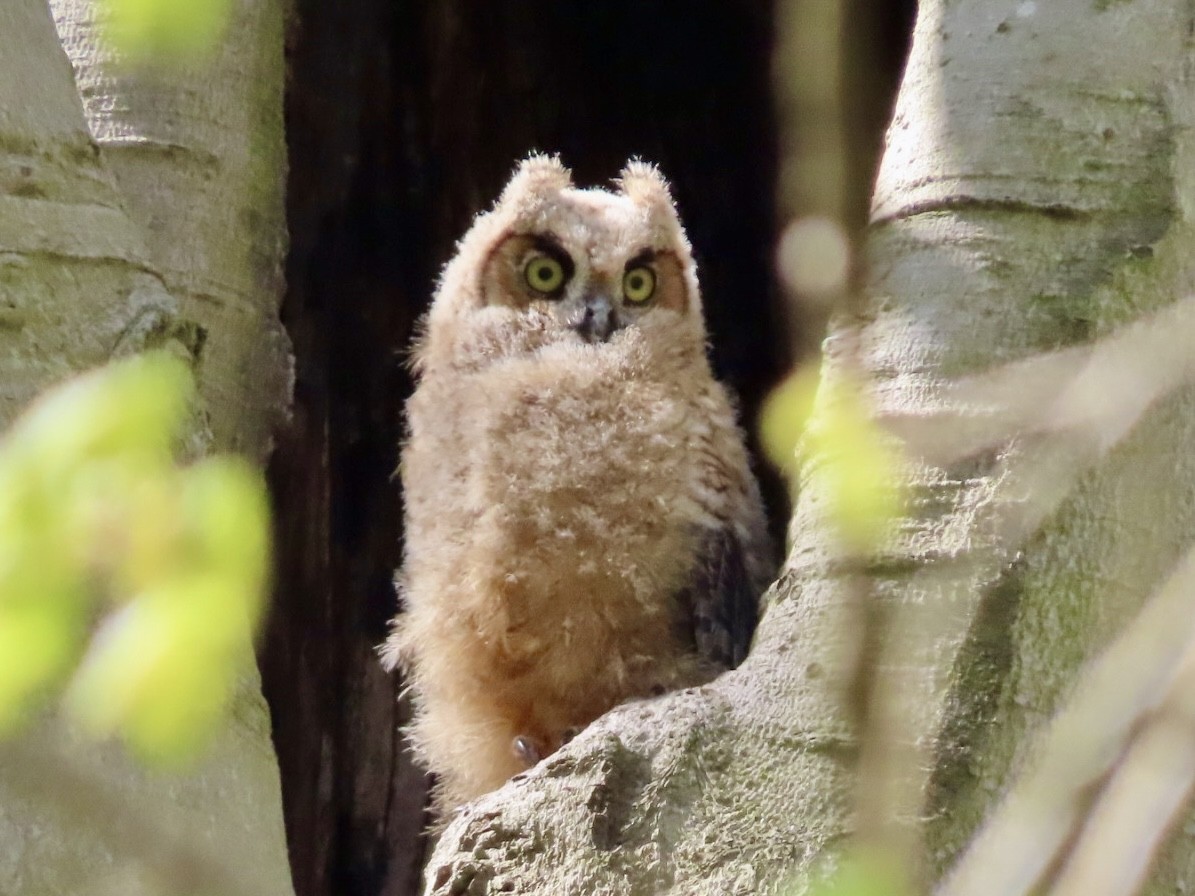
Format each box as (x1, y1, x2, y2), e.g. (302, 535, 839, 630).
(382, 156, 772, 811)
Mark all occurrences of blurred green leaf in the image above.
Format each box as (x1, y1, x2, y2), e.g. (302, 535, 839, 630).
(0, 604, 86, 734)
(762, 364, 905, 553)
(0, 473, 93, 731)
(795, 849, 913, 896)
(4, 352, 192, 479)
(102, 0, 232, 61)
(65, 576, 251, 765)
(175, 457, 271, 624)
(760, 364, 819, 479)
(0, 351, 271, 764)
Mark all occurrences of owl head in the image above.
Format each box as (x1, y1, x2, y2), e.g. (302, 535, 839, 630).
(421, 156, 707, 368)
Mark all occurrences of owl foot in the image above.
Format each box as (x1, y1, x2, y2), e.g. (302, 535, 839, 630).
(511, 735, 543, 767)
(512, 726, 584, 768)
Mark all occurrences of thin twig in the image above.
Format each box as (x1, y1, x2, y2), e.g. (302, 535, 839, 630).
(866, 297, 1195, 894)
(939, 545, 1195, 896)
(1049, 648, 1195, 896)
(884, 299, 1195, 469)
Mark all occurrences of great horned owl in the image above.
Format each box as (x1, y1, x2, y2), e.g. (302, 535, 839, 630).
(383, 155, 772, 811)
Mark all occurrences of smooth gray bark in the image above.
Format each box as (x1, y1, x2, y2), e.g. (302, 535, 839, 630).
(871, 2, 1195, 888)
(0, 2, 293, 895)
(50, 0, 292, 459)
(0, 1, 176, 417)
(421, 1, 1195, 894)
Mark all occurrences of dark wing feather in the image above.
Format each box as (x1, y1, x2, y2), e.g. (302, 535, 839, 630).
(681, 526, 762, 669)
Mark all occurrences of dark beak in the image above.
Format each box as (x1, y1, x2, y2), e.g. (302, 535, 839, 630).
(570, 294, 618, 343)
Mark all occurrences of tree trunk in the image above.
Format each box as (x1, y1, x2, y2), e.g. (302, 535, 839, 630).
(50, 0, 292, 459)
(420, 1, 1195, 894)
(0, 2, 293, 894)
(872, 0, 1195, 886)
(0, 0, 174, 416)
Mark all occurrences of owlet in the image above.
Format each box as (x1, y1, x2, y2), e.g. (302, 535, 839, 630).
(382, 155, 772, 812)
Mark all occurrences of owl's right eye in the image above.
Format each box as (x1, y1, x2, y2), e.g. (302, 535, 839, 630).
(523, 254, 567, 294)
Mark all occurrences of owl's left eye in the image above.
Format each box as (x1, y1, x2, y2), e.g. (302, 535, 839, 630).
(622, 266, 656, 304)
(524, 253, 567, 294)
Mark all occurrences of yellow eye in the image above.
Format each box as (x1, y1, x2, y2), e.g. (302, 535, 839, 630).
(622, 266, 656, 304)
(524, 254, 566, 294)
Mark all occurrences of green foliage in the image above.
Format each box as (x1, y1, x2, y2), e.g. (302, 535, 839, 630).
(101, 0, 232, 62)
(792, 850, 913, 896)
(761, 363, 905, 554)
(759, 364, 819, 481)
(0, 352, 270, 764)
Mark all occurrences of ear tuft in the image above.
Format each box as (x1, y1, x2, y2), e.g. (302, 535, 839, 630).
(618, 158, 675, 208)
(500, 153, 572, 204)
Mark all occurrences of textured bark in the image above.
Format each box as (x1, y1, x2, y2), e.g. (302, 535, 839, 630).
(0, 1, 176, 417)
(874, 1, 1195, 885)
(418, 2, 1195, 895)
(0, 1, 293, 894)
(50, 0, 292, 459)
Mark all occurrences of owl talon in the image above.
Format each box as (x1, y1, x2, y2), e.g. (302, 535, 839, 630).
(512, 735, 542, 767)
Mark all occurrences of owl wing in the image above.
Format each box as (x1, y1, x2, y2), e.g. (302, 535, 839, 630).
(682, 525, 764, 670)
